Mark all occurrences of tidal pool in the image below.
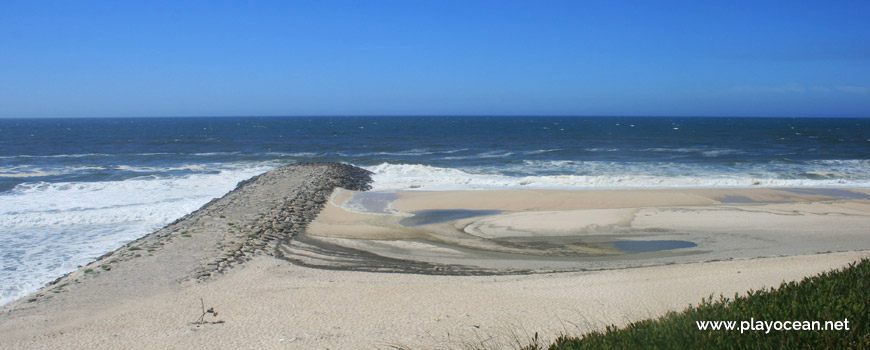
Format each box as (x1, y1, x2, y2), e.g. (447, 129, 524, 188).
(613, 240, 697, 253)
(400, 209, 502, 226)
(344, 192, 399, 214)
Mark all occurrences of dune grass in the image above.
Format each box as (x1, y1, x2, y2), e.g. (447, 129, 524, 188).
(526, 258, 870, 349)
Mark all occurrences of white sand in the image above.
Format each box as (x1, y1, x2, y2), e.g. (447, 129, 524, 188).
(0, 251, 866, 349)
(2, 186, 869, 349)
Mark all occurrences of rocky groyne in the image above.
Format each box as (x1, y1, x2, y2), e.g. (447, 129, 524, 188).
(199, 162, 374, 278)
(24, 163, 374, 305)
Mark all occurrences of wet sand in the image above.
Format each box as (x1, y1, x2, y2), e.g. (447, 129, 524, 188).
(303, 187, 870, 273)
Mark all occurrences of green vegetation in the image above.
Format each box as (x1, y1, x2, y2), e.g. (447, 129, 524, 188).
(528, 259, 870, 349)
(128, 246, 141, 251)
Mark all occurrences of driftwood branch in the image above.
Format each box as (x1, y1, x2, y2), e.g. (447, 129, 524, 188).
(193, 297, 224, 325)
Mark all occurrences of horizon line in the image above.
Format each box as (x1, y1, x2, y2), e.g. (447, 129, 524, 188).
(2, 114, 869, 120)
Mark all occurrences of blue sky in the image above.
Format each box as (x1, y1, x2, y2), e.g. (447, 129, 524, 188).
(1, 1, 868, 118)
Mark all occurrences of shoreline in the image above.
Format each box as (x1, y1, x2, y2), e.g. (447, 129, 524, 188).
(302, 186, 870, 274)
(1, 164, 869, 349)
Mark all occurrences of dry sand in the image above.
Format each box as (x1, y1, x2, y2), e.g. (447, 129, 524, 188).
(1, 177, 869, 349)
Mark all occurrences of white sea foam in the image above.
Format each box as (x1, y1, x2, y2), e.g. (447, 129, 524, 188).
(442, 151, 515, 160)
(524, 149, 563, 154)
(364, 162, 870, 191)
(701, 149, 745, 157)
(113, 164, 212, 173)
(0, 168, 62, 178)
(643, 147, 744, 156)
(337, 148, 472, 158)
(189, 152, 241, 156)
(372, 149, 438, 156)
(0, 151, 282, 160)
(352, 149, 466, 157)
(264, 151, 322, 158)
(0, 164, 274, 306)
(643, 147, 705, 153)
(133, 152, 174, 156)
(0, 153, 113, 159)
(0, 162, 277, 179)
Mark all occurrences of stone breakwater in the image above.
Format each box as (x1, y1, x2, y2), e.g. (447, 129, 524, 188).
(21, 163, 373, 305)
(207, 162, 374, 277)
(135, 162, 374, 280)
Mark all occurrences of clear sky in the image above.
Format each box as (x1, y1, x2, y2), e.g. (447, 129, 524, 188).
(1, 0, 869, 118)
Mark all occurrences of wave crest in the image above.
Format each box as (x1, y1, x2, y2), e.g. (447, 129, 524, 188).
(364, 162, 870, 191)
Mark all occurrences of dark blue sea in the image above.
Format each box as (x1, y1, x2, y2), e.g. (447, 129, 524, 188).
(1, 116, 869, 304)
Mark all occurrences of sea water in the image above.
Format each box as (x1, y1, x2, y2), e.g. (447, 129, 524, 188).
(1, 116, 868, 305)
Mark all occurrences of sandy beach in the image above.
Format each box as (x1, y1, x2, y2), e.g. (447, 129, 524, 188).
(4, 1, 869, 348)
(1, 165, 869, 349)
(305, 187, 870, 273)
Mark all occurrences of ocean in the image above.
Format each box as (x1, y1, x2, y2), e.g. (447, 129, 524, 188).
(1, 116, 869, 305)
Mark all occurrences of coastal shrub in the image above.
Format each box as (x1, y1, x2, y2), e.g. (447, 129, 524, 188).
(530, 258, 870, 349)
